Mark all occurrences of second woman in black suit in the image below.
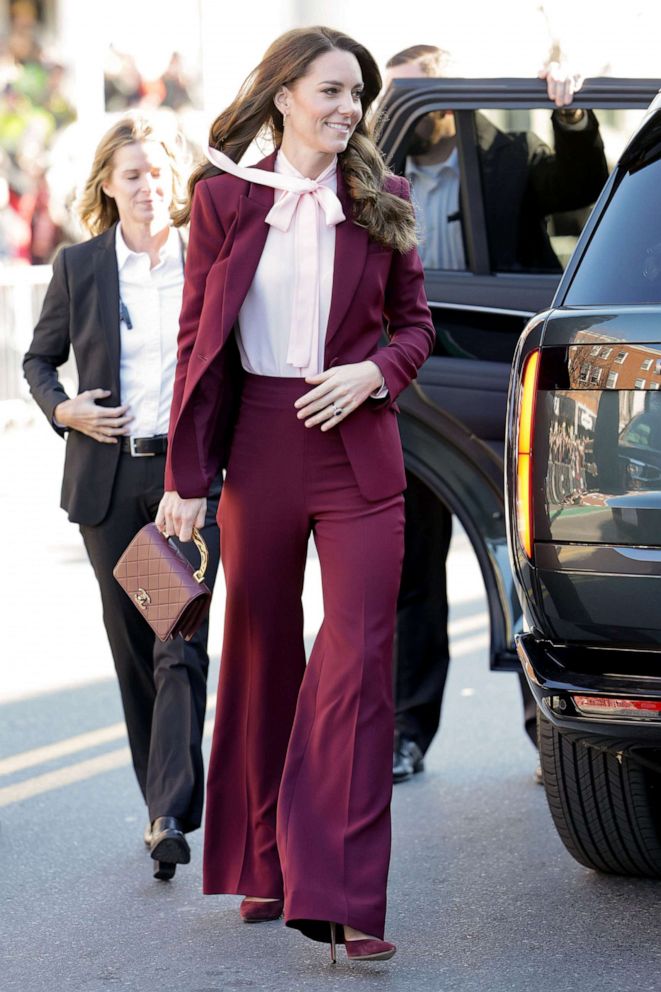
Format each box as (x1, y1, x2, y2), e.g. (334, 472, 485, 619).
(23, 115, 221, 879)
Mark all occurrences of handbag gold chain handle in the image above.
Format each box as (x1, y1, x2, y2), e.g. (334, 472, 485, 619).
(192, 527, 209, 584)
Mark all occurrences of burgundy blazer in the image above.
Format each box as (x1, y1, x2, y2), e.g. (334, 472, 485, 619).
(165, 150, 435, 502)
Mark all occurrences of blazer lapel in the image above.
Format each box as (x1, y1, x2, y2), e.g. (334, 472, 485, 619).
(325, 165, 368, 351)
(219, 151, 276, 341)
(93, 226, 121, 393)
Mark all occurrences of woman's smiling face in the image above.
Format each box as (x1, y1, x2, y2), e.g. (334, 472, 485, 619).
(276, 49, 364, 159)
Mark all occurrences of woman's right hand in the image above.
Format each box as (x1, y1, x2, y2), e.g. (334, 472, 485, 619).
(54, 389, 132, 442)
(156, 491, 207, 543)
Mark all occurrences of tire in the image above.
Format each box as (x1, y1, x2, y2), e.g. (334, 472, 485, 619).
(537, 710, 661, 877)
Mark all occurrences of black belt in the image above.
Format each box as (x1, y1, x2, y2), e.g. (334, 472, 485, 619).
(121, 434, 168, 457)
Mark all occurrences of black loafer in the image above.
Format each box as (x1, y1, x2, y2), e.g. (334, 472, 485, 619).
(149, 816, 191, 865)
(393, 737, 424, 783)
(153, 861, 177, 881)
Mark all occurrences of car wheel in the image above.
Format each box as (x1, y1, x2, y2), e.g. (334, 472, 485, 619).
(537, 710, 661, 877)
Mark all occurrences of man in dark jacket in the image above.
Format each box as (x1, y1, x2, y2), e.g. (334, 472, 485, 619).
(385, 46, 608, 781)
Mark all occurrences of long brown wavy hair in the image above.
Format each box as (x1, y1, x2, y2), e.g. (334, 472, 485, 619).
(78, 114, 184, 236)
(175, 26, 416, 252)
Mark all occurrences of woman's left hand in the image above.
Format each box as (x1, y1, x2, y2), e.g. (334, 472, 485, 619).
(295, 361, 385, 431)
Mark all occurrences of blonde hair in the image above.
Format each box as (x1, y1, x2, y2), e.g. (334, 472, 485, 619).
(175, 26, 416, 252)
(77, 114, 184, 236)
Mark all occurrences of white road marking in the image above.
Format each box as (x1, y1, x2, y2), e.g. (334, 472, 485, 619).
(0, 718, 216, 808)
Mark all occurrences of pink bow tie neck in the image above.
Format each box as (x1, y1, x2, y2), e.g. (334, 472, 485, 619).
(206, 147, 345, 373)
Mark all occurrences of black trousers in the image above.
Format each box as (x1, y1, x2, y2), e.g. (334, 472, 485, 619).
(394, 471, 537, 755)
(79, 452, 221, 831)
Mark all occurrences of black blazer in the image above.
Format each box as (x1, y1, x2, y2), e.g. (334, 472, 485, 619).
(24, 225, 128, 525)
(476, 109, 609, 272)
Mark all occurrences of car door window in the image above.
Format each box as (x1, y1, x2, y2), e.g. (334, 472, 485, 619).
(477, 107, 648, 273)
(391, 99, 648, 278)
(564, 140, 661, 305)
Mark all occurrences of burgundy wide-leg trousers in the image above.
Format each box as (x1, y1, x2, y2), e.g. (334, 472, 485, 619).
(203, 374, 404, 942)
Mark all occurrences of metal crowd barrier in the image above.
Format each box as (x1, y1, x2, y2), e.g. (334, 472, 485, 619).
(0, 264, 74, 406)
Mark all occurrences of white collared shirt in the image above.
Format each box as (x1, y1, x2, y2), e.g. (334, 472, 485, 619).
(236, 149, 338, 378)
(406, 148, 465, 271)
(116, 224, 183, 436)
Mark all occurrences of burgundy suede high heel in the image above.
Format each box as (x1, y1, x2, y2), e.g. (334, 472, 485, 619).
(329, 922, 396, 963)
(346, 937, 396, 961)
(239, 898, 284, 923)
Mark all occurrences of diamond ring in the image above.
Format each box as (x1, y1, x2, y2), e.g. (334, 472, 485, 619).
(332, 403, 343, 417)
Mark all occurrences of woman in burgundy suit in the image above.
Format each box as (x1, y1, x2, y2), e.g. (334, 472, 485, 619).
(157, 26, 434, 963)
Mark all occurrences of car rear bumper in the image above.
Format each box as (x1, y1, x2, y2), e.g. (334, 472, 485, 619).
(517, 632, 661, 745)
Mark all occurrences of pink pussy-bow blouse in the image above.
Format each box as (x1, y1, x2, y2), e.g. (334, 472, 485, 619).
(205, 146, 345, 378)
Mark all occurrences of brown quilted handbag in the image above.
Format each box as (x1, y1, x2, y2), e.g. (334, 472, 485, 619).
(113, 523, 211, 642)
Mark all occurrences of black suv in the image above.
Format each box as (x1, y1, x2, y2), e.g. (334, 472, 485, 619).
(506, 91, 661, 877)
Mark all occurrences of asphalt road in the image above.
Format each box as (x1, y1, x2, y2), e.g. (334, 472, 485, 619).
(1, 420, 660, 992)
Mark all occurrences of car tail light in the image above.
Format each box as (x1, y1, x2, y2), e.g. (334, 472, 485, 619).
(516, 349, 540, 559)
(573, 695, 661, 720)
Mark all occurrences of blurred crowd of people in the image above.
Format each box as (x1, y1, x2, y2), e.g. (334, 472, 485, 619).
(105, 48, 195, 114)
(0, 4, 74, 264)
(0, 2, 199, 266)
